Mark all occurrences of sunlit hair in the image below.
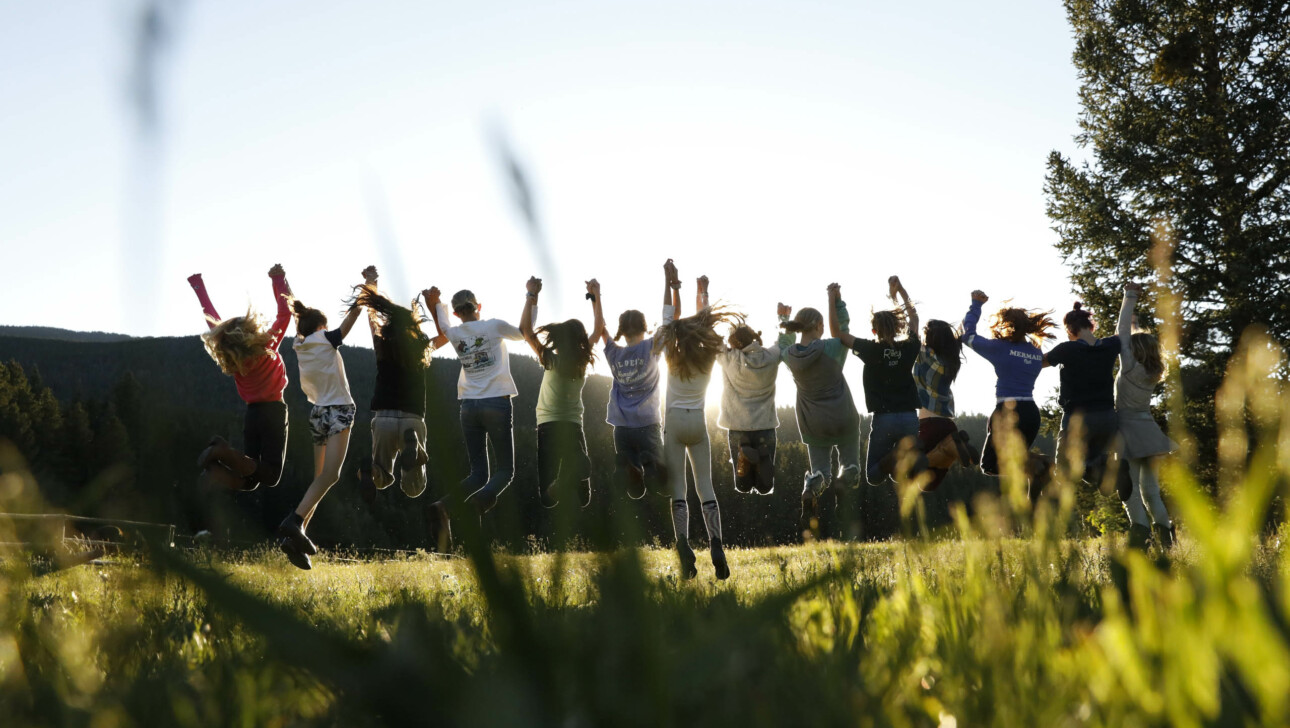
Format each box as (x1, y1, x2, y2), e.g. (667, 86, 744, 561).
(349, 285, 432, 367)
(989, 306, 1056, 346)
(780, 307, 824, 335)
(923, 319, 962, 385)
(201, 310, 274, 377)
(1063, 301, 1095, 334)
(871, 306, 908, 346)
(727, 323, 762, 350)
(653, 306, 741, 380)
(614, 310, 647, 341)
(538, 319, 596, 379)
(290, 299, 328, 338)
(1131, 332, 1165, 383)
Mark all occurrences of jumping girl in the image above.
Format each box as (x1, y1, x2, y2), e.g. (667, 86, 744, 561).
(654, 263, 739, 580)
(779, 298, 862, 522)
(1045, 301, 1121, 487)
(913, 316, 976, 491)
(961, 290, 1057, 501)
(190, 264, 293, 495)
(429, 282, 526, 513)
(274, 276, 364, 570)
(1115, 282, 1176, 549)
(587, 271, 668, 500)
(358, 268, 444, 504)
(716, 294, 790, 496)
(520, 276, 596, 509)
(828, 277, 925, 486)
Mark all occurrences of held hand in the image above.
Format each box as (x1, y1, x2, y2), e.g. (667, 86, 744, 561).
(826, 282, 841, 297)
(425, 286, 441, 303)
(888, 275, 905, 299)
(971, 290, 989, 303)
(1125, 281, 1143, 294)
(777, 302, 792, 318)
(362, 265, 378, 284)
(526, 276, 543, 295)
(586, 278, 601, 296)
(187, 273, 203, 286)
(268, 263, 285, 277)
(696, 275, 709, 293)
(664, 258, 679, 285)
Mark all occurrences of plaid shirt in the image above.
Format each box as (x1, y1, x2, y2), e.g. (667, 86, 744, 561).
(914, 345, 955, 418)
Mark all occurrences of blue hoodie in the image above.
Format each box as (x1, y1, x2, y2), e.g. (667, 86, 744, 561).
(961, 300, 1044, 402)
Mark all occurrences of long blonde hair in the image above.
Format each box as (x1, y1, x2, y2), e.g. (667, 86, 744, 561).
(202, 310, 275, 376)
(653, 306, 741, 380)
(1131, 332, 1165, 382)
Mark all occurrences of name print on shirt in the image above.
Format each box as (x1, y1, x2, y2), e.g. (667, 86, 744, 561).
(882, 348, 903, 367)
(1009, 349, 1044, 364)
(612, 357, 649, 384)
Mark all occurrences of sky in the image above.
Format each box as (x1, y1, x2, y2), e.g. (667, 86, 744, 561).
(0, 0, 1090, 415)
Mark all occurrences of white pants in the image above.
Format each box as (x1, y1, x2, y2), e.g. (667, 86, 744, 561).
(663, 407, 716, 502)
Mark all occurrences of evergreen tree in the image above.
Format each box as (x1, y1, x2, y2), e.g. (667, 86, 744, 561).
(1045, 0, 1290, 480)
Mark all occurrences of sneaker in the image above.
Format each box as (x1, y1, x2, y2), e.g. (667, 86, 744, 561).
(676, 541, 698, 580)
(539, 485, 559, 509)
(710, 538, 730, 580)
(1152, 523, 1176, 550)
(279, 537, 312, 571)
(837, 464, 861, 489)
(466, 485, 499, 514)
(276, 514, 317, 555)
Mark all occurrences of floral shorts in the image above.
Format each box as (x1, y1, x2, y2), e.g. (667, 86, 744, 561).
(309, 404, 356, 445)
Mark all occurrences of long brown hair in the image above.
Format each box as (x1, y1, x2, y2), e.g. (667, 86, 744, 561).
(780, 308, 823, 335)
(727, 323, 762, 350)
(538, 319, 596, 379)
(1131, 332, 1165, 382)
(201, 310, 275, 376)
(871, 306, 908, 346)
(989, 306, 1056, 347)
(923, 319, 962, 384)
(653, 306, 741, 380)
(351, 286, 432, 367)
(290, 299, 328, 338)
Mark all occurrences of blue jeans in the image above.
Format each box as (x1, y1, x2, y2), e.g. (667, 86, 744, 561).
(865, 411, 919, 484)
(460, 396, 515, 508)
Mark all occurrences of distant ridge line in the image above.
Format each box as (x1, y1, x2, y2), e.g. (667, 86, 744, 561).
(0, 326, 133, 343)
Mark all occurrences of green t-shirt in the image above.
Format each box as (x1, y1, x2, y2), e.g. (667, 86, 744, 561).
(535, 368, 586, 425)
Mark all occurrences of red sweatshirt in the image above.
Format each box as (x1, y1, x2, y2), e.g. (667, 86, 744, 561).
(189, 273, 291, 404)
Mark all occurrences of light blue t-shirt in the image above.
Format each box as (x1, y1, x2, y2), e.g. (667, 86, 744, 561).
(603, 338, 662, 428)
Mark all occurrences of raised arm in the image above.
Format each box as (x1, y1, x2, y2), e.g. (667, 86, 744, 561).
(961, 290, 996, 357)
(890, 275, 918, 340)
(338, 301, 363, 340)
(696, 275, 710, 312)
(587, 279, 606, 345)
(827, 283, 856, 348)
(774, 302, 794, 353)
(188, 273, 221, 329)
(421, 286, 450, 350)
(662, 258, 679, 324)
(266, 264, 292, 348)
(520, 276, 543, 357)
(362, 266, 381, 340)
(1118, 283, 1141, 371)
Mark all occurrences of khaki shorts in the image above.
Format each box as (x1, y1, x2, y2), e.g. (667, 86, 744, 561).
(371, 411, 428, 497)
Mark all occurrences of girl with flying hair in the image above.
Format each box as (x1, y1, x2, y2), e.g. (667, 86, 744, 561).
(828, 276, 927, 486)
(1045, 300, 1122, 489)
(779, 296, 861, 523)
(1114, 282, 1176, 550)
(273, 272, 365, 570)
(520, 276, 597, 509)
(961, 290, 1057, 501)
(654, 263, 739, 580)
(587, 267, 670, 500)
(715, 293, 791, 496)
(189, 264, 293, 494)
(913, 314, 976, 492)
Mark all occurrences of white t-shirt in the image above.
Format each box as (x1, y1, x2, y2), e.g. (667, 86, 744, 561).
(293, 329, 355, 407)
(666, 368, 712, 410)
(435, 302, 524, 399)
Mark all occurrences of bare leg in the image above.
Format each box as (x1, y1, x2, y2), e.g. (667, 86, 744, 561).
(297, 428, 352, 530)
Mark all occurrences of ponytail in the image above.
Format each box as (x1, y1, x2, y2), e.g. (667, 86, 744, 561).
(780, 307, 823, 335)
(290, 298, 328, 337)
(1063, 301, 1094, 333)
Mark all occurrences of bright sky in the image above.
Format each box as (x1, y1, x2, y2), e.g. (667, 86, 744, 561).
(0, 0, 1088, 415)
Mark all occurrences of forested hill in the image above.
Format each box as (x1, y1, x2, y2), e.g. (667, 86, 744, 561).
(0, 333, 1016, 550)
(0, 326, 132, 343)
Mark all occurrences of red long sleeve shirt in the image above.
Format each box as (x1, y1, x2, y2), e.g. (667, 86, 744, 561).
(190, 273, 291, 403)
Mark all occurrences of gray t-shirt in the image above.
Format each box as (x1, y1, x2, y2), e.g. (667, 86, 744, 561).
(603, 338, 661, 428)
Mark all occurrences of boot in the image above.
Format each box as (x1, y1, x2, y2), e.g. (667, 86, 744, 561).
(952, 431, 978, 467)
(1152, 523, 1175, 550)
(710, 538, 730, 580)
(277, 513, 317, 555)
(202, 463, 253, 492)
(676, 541, 698, 580)
(837, 463, 861, 489)
(206, 437, 258, 480)
(1127, 523, 1151, 552)
(425, 500, 453, 553)
(624, 464, 647, 500)
(925, 436, 960, 470)
(754, 457, 775, 496)
(735, 445, 759, 483)
(279, 536, 312, 570)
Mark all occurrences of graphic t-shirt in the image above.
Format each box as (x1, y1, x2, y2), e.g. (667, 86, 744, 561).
(603, 338, 662, 428)
(1046, 337, 1121, 412)
(435, 303, 524, 400)
(293, 329, 355, 407)
(850, 337, 921, 414)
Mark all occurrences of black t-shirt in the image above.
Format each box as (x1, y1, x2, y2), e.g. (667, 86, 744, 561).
(370, 335, 427, 416)
(850, 336, 920, 414)
(1046, 337, 1121, 412)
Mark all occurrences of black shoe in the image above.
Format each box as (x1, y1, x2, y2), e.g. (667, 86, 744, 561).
(539, 485, 558, 509)
(677, 541, 698, 580)
(624, 465, 647, 500)
(1127, 524, 1151, 552)
(279, 537, 312, 570)
(1153, 523, 1176, 550)
(952, 431, 978, 467)
(394, 428, 427, 474)
(277, 514, 317, 555)
(710, 538, 730, 580)
(466, 486, 499, 514)
(425, 501, 452, 553)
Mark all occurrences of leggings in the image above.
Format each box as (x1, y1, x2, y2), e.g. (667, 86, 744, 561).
(664, 407, 715, 502)
(1121, 456, 1172, 527)
(980, 400, 1041, 476)
(243, 401, 288, 489)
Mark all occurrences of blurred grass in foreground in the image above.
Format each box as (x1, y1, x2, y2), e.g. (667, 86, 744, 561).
(0, 329, 1287, 726)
